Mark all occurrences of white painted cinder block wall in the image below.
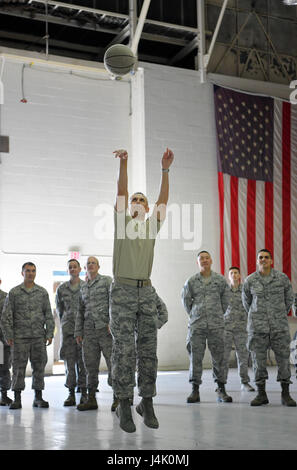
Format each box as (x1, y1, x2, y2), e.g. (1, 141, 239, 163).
(0, 58, 132, 374)
(141, 62, 297, 370)
(141, 62, 220, 370)
(3, 53, 294, 377)
(0, 55, 228, 376)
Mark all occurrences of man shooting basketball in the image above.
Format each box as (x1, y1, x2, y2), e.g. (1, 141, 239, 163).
(110, 147, 174, 433)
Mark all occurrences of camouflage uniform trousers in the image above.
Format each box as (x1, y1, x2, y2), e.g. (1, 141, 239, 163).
(60, 334, 86, 390)
(0, 343, 12, 391)
(247, 330, 291, 385)
(110, 282, 158, 400)
(11, 337, 48, 391)
(222, 329, 250, 384)
(82, 327, 112, 392)
(186, 327, 225, 386)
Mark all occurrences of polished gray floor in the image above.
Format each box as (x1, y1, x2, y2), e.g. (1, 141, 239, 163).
(0, 367, 296, 451)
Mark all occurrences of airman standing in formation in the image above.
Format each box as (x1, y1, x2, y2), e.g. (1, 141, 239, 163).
(242, 249, 296, 407)
(75, 256, 114, 411)
(222, 266, 255, 392)
(0, 262, 54, 409)
(55, 259, 87, 407)
(181, 251, 232, 404)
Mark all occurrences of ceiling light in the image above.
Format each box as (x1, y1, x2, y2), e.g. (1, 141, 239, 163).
(283, 0, 297, 5)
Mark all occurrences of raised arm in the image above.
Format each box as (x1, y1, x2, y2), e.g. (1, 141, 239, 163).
(153, 148, 174, 221)
(114, 149, 128, 212)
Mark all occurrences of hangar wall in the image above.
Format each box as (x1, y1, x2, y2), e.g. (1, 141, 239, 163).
(1, 51, 295, 376)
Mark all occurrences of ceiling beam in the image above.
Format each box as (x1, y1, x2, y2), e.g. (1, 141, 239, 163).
(26, 0, 213, 34)
(169, 37, 198, 65)
(0, 7, 122, 34)
(0, 30, 104, 55)
(27, 0, 128, 19)
(0, 6, 196, 47)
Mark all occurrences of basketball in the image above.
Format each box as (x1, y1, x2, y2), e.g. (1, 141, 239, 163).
(104, 44, 136, 76)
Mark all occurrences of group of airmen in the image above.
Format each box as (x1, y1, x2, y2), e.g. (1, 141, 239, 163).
(182, 249, 297, 407)
(0, 147, 173, 434)
(0, 147, 297, 436)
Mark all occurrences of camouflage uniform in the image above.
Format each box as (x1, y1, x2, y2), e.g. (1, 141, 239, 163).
(0, 283, 54, 391)
(181, 271, 230, 386)
(0, 289, 11, 392)
(74, 274, 112, 392)
(242, 269, 294, 385)
(56, 280, 87, 390)
(110, 211, 163, 400)
(222, 285, 250, 384)
(156, 294, 168, 330)
(110, 284, 167, 400)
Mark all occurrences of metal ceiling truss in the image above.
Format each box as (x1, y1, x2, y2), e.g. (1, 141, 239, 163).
(0, 0, 296, 84)
(209, 6, 297, 84)
(0, 0, 211, 65)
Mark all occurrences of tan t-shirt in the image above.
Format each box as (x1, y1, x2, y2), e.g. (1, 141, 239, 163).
(113, 210, 161, 280)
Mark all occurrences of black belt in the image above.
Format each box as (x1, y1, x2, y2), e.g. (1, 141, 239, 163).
(115, 277, 151, 288)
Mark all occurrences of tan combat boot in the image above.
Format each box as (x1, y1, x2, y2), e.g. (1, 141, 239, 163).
(216, 382, 233, 403)
(116, 398, 136, 433)
(33, 390, 49, 408)
(63, 388, 76, 406)
(250, 384, 269, 406)
(187, 384, 200, 403)
(0, 390, 13, 406)
(77, 389, 98, 411)
(9, 391, 22, 409)
(136, 397, 159, 429)
(281, 382, 296, 407)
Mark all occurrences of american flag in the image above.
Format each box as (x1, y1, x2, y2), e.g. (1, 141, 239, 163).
(214, 85, 297, 292)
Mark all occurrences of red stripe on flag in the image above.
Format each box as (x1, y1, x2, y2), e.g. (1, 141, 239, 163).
(218, 172, 225, 275)
(247, 179, 256, 275)
(230, 176, 240, 268)
(282, 102, 291, 279)
(265, 181, 274, 260)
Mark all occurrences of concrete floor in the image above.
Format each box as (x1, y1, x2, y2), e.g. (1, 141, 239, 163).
(0, 367, 296, 451)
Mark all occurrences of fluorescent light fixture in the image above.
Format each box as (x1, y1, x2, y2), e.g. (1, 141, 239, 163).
(283, 0, 297, 5)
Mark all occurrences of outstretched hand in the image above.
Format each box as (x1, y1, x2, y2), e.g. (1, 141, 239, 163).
(161, 148, 174, 170)
(113, 149, 128, 160)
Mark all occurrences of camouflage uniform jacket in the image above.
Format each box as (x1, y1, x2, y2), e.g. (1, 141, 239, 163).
(0, 283, 54, 341)
(242, 268, 294, 334)
(0, 289, 7, 342)
(181, 271, 230, 329)
(74, 274, 112, 337)
(56, 280, 86, 336)
(224, 285, 247, 332)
